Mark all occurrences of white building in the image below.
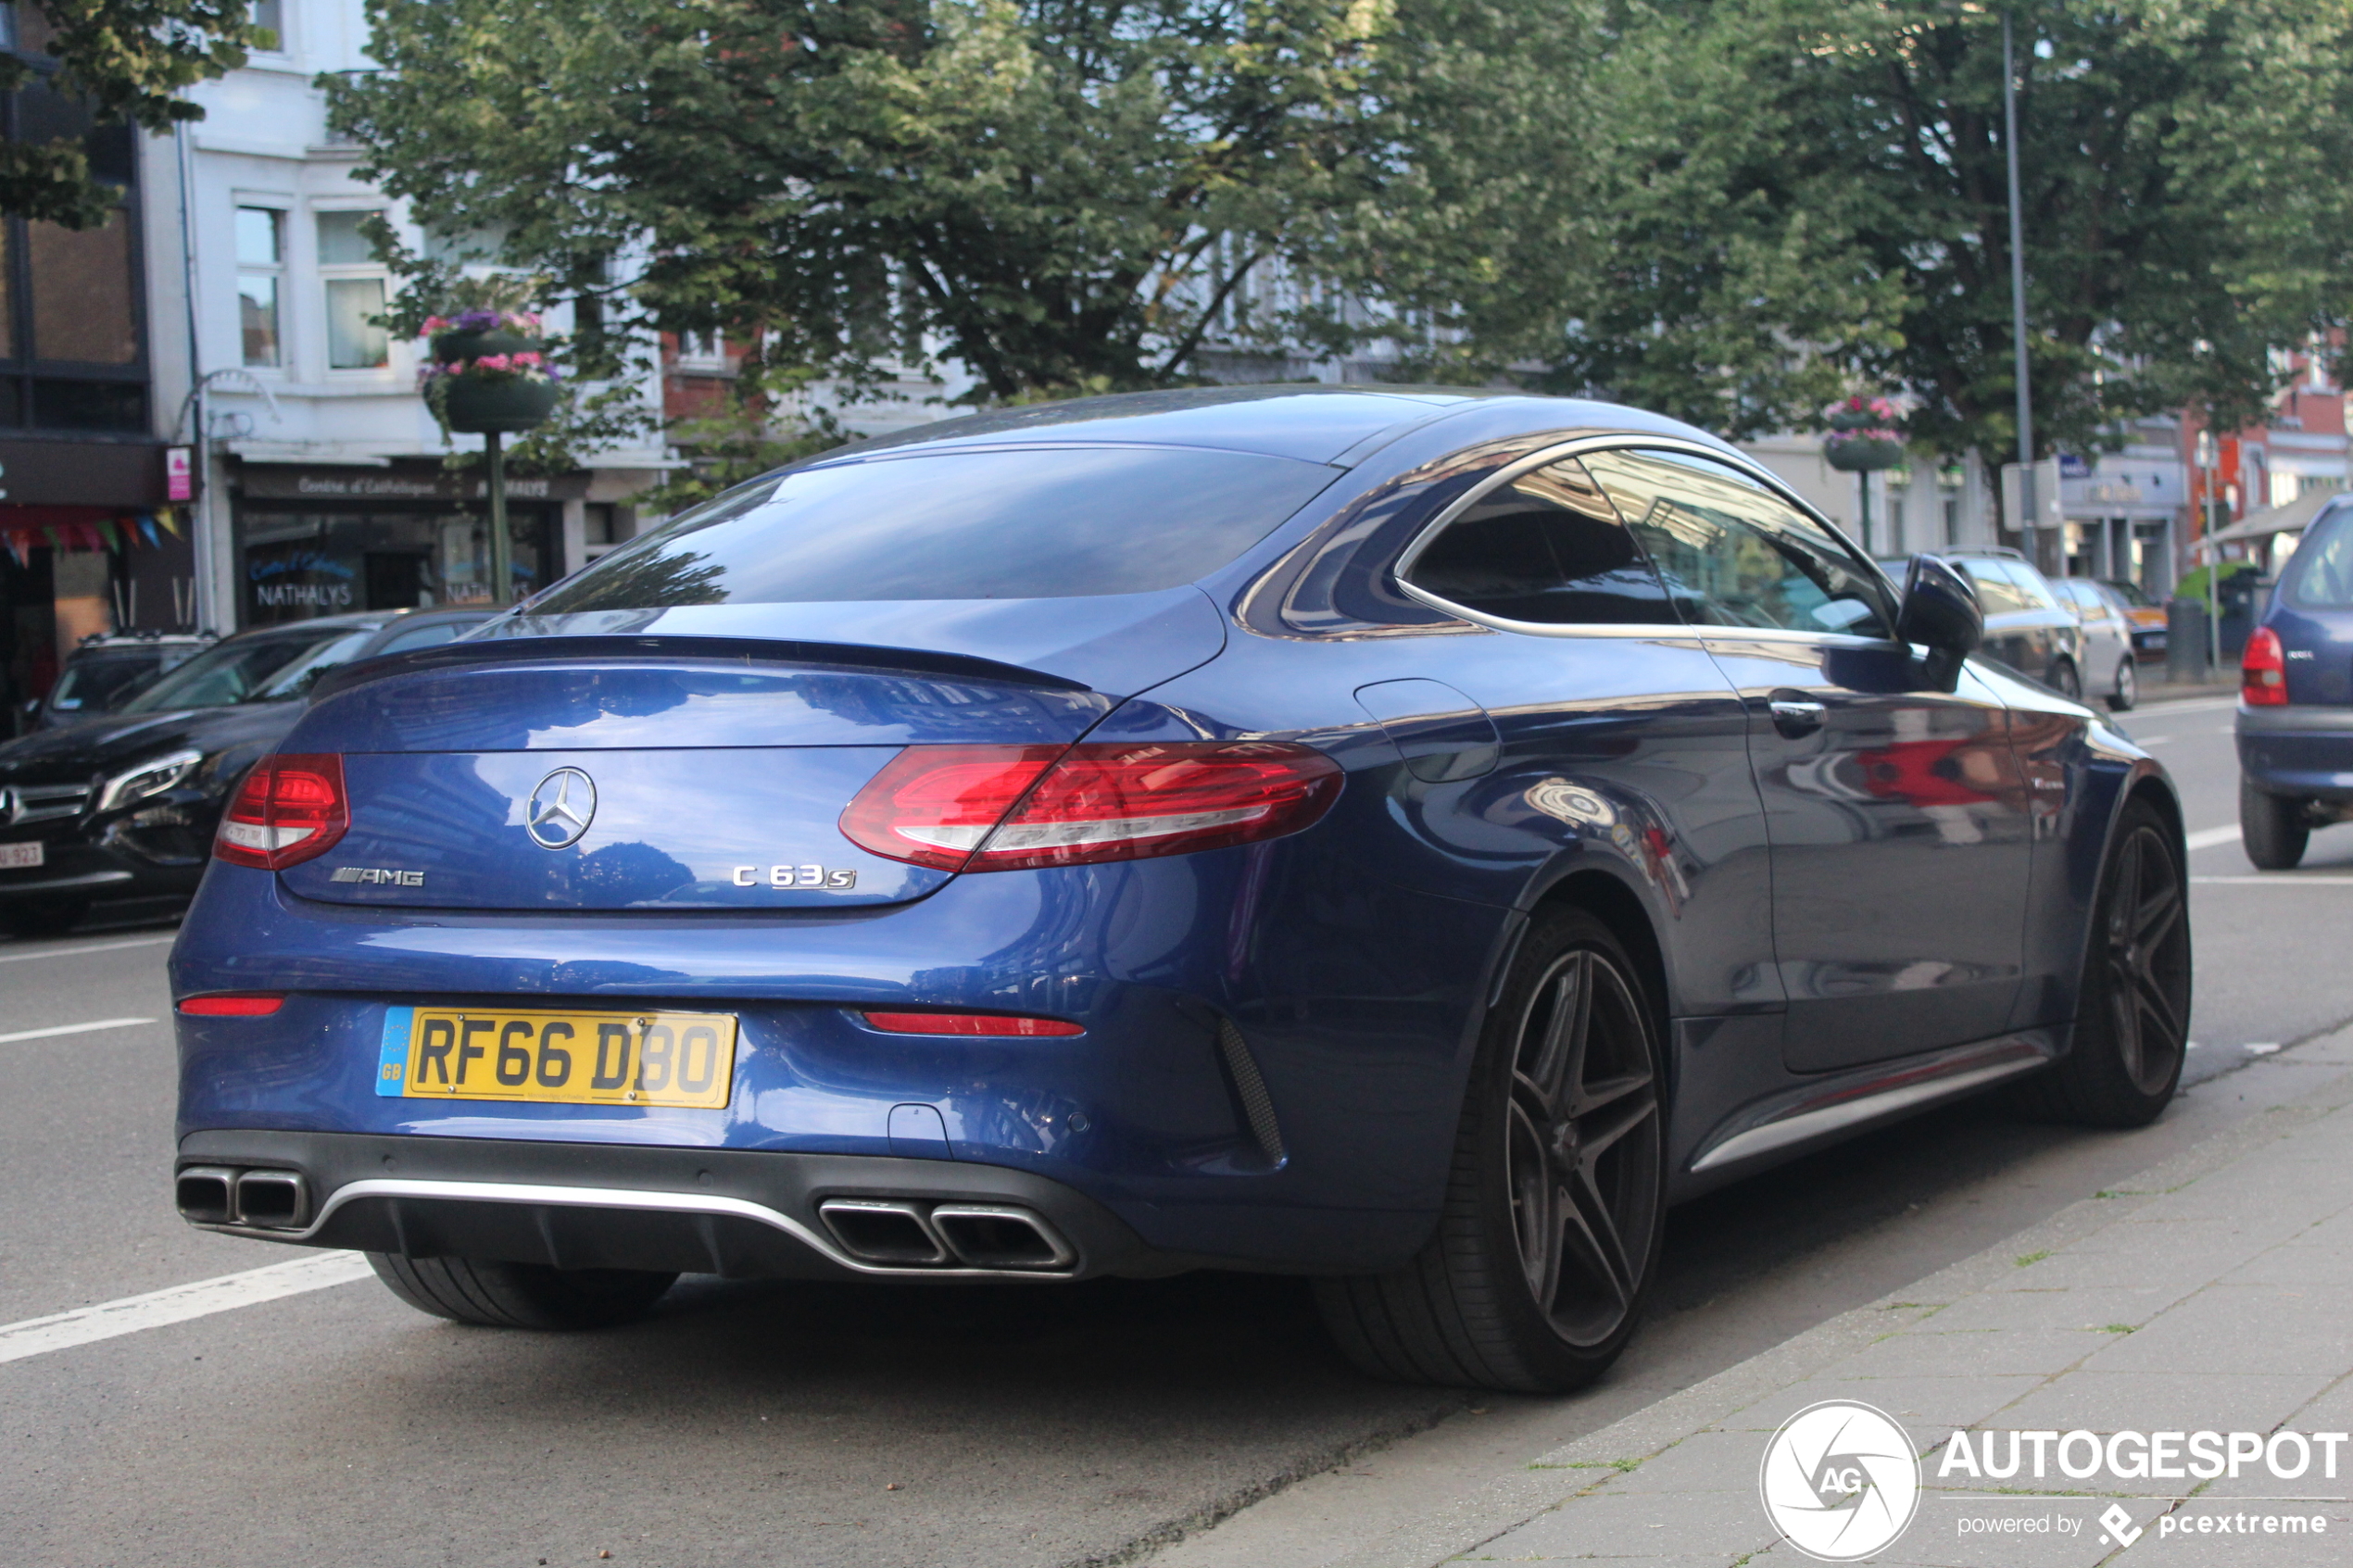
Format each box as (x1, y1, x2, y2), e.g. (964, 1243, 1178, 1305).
(149, 0, 668, 633)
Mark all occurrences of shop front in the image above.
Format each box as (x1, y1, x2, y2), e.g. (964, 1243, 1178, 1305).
(233, 462, 589, 625)
(0, 437, 181, 734)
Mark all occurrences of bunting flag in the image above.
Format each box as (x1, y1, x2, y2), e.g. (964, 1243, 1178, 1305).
(156, 507, 182, 537)
(139, 514, 160, 547)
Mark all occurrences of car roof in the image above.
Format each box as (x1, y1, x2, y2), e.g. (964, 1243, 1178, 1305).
(790, 384, 1739, 470)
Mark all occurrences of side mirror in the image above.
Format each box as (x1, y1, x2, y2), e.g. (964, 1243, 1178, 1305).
(1895, 554, 1982, 691)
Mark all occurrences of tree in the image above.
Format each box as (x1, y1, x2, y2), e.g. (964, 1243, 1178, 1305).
(1546, 0, 2353, 455)
(327, 0, 1599, 402)
(1, 0, 264, 227)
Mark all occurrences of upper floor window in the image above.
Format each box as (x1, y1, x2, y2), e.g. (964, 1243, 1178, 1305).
(250, 0, 285, 53)
(236, 206, 283, 367)
(317, 208, 388, 370)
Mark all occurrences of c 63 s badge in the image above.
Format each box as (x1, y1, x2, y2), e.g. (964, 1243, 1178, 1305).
(734, 864, 858, 889)
(331, 866, 425, 886)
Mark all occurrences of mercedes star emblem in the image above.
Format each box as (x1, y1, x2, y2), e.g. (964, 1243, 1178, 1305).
(525, 767, 598, 849)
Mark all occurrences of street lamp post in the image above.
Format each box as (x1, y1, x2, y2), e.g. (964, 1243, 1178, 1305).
(2004, 10, 2037, 569)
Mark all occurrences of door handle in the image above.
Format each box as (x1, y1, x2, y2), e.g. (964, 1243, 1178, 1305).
(1768, 696, 1827, 736)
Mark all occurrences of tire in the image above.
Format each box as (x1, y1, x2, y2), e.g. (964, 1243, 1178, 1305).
(367, 1253, 676, 1329)
(2011, 800, 2190, 1127)
(2239, 777, 2309, 871)
(1315, 909, 1666, 1393)
(2049, 658, 2082, 700)
(2108, 658, 2136, 712)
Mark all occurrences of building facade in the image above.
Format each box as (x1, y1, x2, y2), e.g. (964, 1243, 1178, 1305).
(155, 0, 667, 636)
(0, 5, 183, 728)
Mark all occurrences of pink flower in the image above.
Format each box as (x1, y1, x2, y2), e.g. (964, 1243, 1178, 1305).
(510, 351, 543, 368)
(422, 316, 449, 335)
(473, 354, 513, 372)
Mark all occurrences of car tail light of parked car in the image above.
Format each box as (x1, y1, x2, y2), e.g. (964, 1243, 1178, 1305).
(840, 740, 1343, 872)
(214, 755, 350, 870)
(2243, 625, 2289, 707)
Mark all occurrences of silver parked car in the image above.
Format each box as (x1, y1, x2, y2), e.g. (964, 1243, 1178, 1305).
(2050, 576, 2138, 711)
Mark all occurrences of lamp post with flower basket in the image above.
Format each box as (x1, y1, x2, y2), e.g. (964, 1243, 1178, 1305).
(418, 307, 560, 607)
(1822, 395, 1907, 557)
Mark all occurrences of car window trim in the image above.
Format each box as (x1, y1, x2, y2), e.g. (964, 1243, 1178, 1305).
(1391, 434, 1898, 644)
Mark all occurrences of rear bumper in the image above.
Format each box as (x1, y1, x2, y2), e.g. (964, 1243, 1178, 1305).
(2236, 705, 2353, 801)
(177, 1129, 1180, 1282)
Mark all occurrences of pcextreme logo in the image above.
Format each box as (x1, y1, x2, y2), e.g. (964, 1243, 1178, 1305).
(1759, 1400, 1922, 1561)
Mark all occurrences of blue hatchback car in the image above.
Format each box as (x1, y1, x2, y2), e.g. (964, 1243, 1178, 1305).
(170, 389, 2190, 1393)
(2238, 497, 2353, 869)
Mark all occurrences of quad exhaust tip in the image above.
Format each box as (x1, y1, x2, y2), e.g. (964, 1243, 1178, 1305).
(175, 1165, 309, 1230)
(817, 1198, 1075, 1272)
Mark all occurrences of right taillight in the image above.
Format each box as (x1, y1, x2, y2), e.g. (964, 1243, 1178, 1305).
(214, 754, 350, 870)
(841, 740, 1342, 872)
(2243, 625, 2289, 707)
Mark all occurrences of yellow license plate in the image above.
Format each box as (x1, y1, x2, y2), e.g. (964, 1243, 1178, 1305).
(375, 1007, 738, 1109)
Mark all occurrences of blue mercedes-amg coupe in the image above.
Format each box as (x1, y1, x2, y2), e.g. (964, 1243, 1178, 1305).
(170, 388, 2190, 1393)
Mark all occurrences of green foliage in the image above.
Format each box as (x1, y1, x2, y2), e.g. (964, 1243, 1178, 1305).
(641, 362, 859, 513)
(1549, 0, 2353, 453)
(0, 1, 263, 225)
(327, 0, 1601, 402)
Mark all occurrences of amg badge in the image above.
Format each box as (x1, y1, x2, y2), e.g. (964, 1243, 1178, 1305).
(733, 864, 858, 890)
(330, 866, 426, 886)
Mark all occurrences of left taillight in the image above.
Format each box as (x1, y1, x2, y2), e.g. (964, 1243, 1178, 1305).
(2243, 625, 2289, 708)
(841, 740, 1342, 872)
(213, 754, 349, 870)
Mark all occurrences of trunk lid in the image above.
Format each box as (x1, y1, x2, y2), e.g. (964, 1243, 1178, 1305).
(281, 647, 1133, 911)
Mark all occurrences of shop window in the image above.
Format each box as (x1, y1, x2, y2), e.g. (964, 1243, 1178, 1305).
(33, 378, 143, 431)
(30, 213, 137, 364)
(236, 207, 283, 367)
(318, 209, 388, 370)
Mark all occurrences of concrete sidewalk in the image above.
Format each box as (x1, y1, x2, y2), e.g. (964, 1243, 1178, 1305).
(1148, 1029, 2353, 1568)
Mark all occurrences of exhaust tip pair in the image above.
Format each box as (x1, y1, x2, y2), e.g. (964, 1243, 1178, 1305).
(176, 1166, 308, 1230)
(817, 1198, 1076, 1272)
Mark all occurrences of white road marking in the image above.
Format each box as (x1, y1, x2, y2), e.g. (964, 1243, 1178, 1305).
(0, 1252, 374, 1367)
(2193, 875, 2353, 885)
(0, 935, 174, 966)
(0, 1017, 157, 1045)
(2133, 734, 2173, 745)
(2183, 825, 2241, 851)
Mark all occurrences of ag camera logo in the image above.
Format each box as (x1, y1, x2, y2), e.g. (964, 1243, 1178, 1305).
(1759, 1400, 1922, 1561)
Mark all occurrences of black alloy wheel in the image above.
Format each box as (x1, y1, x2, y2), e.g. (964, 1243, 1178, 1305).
(1317, 909, 1666, 1392)
(2239, 776, 2309, 871)
(2013, 800, 2190, 1126)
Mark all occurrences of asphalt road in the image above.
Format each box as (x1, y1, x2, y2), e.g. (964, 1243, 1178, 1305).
(3, 684, 2347, 1568)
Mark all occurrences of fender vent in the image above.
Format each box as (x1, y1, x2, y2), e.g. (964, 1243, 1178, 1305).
(1216, 1018, 1286, 1166)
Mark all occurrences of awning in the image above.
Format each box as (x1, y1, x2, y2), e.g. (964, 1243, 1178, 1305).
(2204, 487, 2345, 547)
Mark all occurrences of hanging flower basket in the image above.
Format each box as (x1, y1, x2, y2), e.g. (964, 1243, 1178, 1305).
(1821, 395, 1906, 471)
(420, 309, 560, 434)
(1824, 431, 1907, 471)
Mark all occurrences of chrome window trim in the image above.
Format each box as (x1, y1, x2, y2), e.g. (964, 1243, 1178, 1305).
(1390, 433, 1896, 641)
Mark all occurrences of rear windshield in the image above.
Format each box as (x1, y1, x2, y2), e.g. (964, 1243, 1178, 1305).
(2286, 512, 2353, 608)
(529, 445, 1340, 610)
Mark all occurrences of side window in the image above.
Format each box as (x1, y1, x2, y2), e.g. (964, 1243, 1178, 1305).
(1400, 456, 1675, 625)
(1961, 562, 2032, 615)
(1580, 448, 1895, 637)
(377, 621, 471, 654)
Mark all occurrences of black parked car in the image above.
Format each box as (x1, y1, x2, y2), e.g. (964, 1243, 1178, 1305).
(22, 632, 211, 733)
(0, 608, 489, 935)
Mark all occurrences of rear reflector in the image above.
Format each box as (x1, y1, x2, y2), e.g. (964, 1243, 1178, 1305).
(2242, 625, 2288, 708)
(177, 993, 285, 1017)
(862, 1011, 1085, 1037)
(840, 741, 1341, 872)
(214, 754, 349, 871)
